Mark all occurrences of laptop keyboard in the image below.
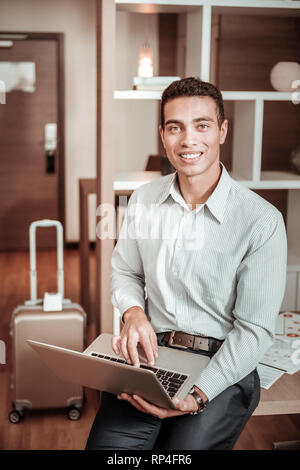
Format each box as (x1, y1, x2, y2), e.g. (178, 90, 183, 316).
(90, 352, 189, 398)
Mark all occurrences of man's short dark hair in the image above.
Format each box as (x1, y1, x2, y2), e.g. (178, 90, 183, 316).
(160, 77, 225, 130)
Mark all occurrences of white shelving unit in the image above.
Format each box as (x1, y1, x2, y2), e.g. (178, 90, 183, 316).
(113, 0, 300, 313)
(115, 90, 299, 187)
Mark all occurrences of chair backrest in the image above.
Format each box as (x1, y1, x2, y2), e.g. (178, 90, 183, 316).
(145, 155, 162, 171)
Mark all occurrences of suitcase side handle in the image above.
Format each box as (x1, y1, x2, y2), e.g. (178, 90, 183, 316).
(29, 220, 64, 302)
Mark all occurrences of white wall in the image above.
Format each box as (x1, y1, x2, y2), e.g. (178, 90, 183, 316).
(0, 0, 97, 242)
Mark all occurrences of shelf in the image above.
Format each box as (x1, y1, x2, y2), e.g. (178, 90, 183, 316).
(113, 170, 300, 192)
(234, 172, 300, 189)
(234, 180, 300, 191)
(114, 171, 161, 191)
(261, 171, 300, 181)
(114, 170, 300, 191)
(115, 90, 162, 100)
(116, 1, 300, 9)
(114, 90, 295, 101)
(116, 1, 300, 15)
(228, 173, 300, 190)
(222, 92, 294, 101)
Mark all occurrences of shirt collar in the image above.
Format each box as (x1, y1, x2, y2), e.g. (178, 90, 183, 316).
(155, 171, 178, 206)
(205, 162, 232, 223)
(156, 162, 232, 224)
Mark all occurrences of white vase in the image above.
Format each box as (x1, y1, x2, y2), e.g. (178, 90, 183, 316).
(270, 62, 300, 92)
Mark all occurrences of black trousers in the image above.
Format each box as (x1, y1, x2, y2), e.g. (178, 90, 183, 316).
(85, 336, 260, 450)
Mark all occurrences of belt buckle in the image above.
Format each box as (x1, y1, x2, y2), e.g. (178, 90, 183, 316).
(167, 331, 188, 349)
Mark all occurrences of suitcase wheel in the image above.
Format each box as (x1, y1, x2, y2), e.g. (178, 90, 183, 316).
(8, 409, 23, 424)
(67, 405, 81, 421)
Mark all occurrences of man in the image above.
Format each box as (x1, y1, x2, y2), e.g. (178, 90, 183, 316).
(85, 77, 287, 450)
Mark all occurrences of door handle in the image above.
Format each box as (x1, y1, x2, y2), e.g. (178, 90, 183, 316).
(44, 123, 57, 174)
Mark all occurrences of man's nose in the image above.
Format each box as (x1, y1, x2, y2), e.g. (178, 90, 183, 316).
(180, 128, 198, 147)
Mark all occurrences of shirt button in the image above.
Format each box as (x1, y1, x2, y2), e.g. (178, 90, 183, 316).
(173, 270, 179, 277)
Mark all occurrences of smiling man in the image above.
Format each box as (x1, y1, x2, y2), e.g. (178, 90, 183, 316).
(85, 77, 287, 450)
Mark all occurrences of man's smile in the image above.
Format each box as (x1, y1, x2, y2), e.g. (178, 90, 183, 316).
(178, 151, 204, 162)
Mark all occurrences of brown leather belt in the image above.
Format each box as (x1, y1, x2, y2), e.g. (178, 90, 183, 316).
(162, 331, 223, 353)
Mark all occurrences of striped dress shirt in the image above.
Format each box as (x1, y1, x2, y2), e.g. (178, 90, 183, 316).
(111, 162, 287, 401)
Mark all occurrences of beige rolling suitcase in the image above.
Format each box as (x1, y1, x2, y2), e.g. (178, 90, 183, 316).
(9, 220, 86, 423)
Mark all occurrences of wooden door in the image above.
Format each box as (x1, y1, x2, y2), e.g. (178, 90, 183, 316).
(0, 36, 63, 250)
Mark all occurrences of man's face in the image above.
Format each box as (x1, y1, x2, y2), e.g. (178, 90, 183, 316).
(159, 96, 228, 179)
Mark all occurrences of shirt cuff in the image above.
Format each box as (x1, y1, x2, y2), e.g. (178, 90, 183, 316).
(112, 293, 145, 323)
(193, 366, 231, 402)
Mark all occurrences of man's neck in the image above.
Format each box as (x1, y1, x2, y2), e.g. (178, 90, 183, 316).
(177, 161, 222, 210)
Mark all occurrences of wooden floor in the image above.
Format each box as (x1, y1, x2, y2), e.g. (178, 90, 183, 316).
(0, 248, 299, 450)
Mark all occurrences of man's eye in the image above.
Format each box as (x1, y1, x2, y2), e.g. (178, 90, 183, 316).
(169, 126, 181, 133)
(198, 124, 209, 130)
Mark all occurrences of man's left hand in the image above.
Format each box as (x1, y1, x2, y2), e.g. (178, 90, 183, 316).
(117, 392, 199, 419)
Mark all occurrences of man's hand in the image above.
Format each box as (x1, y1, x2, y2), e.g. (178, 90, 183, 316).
(112, 306, 158, 367)
(116, 392, 199, 419)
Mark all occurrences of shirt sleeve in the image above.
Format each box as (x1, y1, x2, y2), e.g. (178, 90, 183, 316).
(110, 190, 146, 317)
(194, 210, 287, 402)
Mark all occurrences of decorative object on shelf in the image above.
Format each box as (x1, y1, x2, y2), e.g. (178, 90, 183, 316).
(290, 145, 300, 175)
(137, 44, 154, 78)
(137, 13, 154, 79)
(270, 62, 300, 92)
(133, 75, 180, 91)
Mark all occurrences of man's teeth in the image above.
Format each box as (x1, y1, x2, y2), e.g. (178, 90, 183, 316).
(180, 153, 201, 159)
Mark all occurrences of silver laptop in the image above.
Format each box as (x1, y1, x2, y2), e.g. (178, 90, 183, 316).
(27, 333, 210, 410)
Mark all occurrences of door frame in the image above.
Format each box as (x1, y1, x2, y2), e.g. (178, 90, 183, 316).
(0, 31, 65, 242)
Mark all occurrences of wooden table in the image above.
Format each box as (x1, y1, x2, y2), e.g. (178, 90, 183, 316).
(254, 370, 300, 416)
(253, 312, 300, 449)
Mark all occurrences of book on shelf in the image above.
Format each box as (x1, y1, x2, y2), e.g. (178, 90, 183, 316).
(133, 76, 180, 91)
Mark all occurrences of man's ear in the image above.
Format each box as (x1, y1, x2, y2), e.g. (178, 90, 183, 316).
(159, 125, 166, 149)
(220, 119, 228, 145)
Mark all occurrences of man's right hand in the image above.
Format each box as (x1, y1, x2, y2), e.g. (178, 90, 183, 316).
(112, 306, 158, 368)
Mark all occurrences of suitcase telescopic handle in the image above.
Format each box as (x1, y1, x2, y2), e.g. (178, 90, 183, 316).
(29, 220, 64, 302)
